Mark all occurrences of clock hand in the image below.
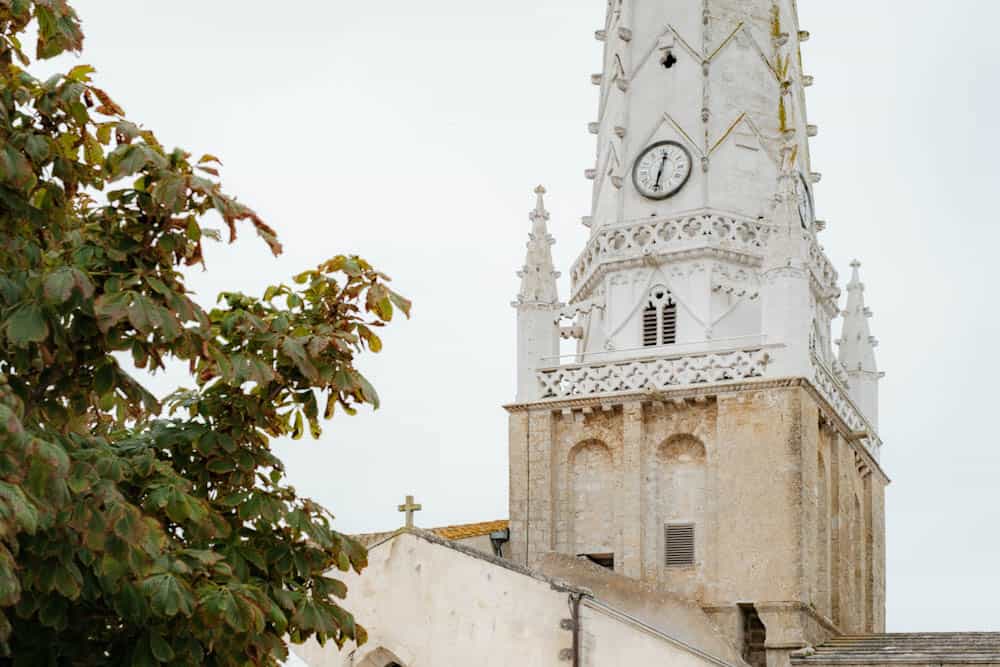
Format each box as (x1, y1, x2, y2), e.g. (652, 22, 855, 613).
(654, 154, 669, 190)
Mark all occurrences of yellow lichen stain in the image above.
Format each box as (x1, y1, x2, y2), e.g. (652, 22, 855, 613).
(776, 55, 790, 82)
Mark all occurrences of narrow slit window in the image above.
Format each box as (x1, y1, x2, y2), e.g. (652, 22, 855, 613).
(643, 287, 678, 347)
(665, 523, 696, 568)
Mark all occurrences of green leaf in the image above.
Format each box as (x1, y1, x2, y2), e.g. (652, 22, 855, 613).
(53, 563, 83, 600)
(128, 294, 162, 334)
(24, 134, 51, 163)
(357, 325, 382, 353)
(389, 289, 412, 318)
(96, 122, 114, 145)
(6, 304, 48, 346)
(67, 64, 95, 82)
(149, 633, 174, 662)
(354, 371, 381, 410)
(281, 337, 319, 381)
(0, 145, 36, 191)
(0, 551, 21, 607)
(84, 132, 103, 166)
(0, 482, 39, 535)
(38, 595, 68, 630)
(43, 268, 76, 304)
(206, 459, 235, 475)
(142, 574, 193, 618)
(109, 144, 150, 178)
(152, 174, 185, 211)
(292, 598, 338, 636)
(95, 362, 116, 396)
(94, 292, 132, 332)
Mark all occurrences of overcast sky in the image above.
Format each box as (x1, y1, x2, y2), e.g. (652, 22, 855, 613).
(43, 1, 1000, 632)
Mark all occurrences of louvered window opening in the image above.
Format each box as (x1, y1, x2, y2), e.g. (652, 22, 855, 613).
(662, 300, 677, 345)
(665, 523, 696, 568)
(643, 289, 678, 347)
(643, 305, 659, 347)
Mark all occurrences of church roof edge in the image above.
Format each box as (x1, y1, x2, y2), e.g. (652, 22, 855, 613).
(365, 527, 593, 597)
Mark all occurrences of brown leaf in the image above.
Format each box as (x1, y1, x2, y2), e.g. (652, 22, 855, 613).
(90, 86, 124, 116)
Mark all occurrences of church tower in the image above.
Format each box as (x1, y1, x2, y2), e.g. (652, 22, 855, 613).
(507, 1, 888, 664)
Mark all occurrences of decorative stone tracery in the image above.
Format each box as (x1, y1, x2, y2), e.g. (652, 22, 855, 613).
(570, 210, 773, 297)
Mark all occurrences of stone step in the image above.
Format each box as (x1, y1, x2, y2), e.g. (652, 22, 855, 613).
(795, 634, 1000, 663)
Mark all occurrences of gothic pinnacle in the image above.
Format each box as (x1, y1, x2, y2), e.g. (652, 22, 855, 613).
(840, 260, 878, 372)
(839, 259, 881, 426)
(515, 185, 560, 307)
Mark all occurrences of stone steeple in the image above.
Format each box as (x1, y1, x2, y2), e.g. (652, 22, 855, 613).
(564, 0, 840, 370)
(838, 260, 882, 428)
(513, 186, 562, 402)
(508, 4, 888, 660)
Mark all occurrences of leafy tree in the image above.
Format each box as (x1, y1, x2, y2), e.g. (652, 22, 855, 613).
(0, 1, 410, 664)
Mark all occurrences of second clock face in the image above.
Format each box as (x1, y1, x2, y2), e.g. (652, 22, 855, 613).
(633, 141, 692, 200)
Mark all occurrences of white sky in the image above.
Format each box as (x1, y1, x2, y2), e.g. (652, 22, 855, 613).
(43, 1, 1000, 632)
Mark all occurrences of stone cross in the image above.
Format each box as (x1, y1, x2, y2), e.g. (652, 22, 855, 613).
(397, 495, 422, 528)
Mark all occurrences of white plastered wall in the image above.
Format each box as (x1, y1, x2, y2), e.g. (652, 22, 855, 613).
(290, 532, 737, 667)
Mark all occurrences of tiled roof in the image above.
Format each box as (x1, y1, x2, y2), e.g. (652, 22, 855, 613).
(793, 634, 1000, 664)
(432, 519, 509, 541)
(353, 520, 509, 547)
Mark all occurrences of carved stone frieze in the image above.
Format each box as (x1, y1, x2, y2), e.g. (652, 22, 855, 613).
(570, 210, 773, 297)
(537, 347, 771, 399)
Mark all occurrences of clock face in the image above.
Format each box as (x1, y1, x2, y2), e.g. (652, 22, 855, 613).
(796, 172, 814, 229)
(633, 141, 692, 200)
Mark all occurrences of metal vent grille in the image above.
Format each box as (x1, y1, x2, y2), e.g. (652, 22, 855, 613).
(665, 523, 695, 568)
(662, 300, 677, 345)
(643, 304, 658, 347)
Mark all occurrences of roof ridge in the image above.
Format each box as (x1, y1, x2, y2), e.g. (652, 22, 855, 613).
(353, 519, 509, 546)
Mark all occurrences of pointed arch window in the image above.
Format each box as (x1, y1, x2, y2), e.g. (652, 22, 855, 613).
(643, 287, 678, 347)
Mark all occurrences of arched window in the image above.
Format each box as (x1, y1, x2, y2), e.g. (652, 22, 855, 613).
(643, 287, 678, 347)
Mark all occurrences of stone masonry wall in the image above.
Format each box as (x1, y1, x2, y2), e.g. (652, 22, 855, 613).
(507, 383, 888, 649)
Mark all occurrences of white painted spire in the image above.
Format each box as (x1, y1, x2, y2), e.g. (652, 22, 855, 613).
(514, 186, 562, 402)
(838, 260, 881, 427)
(515, 186, 561, 306)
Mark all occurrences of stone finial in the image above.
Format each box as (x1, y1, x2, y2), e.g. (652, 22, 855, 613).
(848, 260, 864, 289)
(531, 185, 549, 223)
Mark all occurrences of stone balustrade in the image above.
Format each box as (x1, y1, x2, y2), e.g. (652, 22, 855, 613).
(536, 346, 772, 399)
